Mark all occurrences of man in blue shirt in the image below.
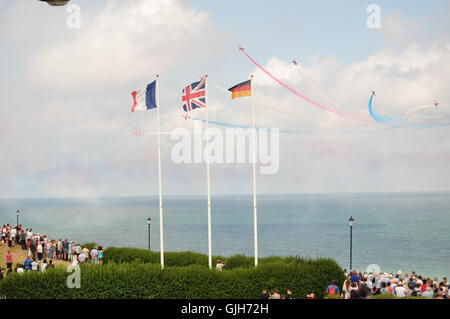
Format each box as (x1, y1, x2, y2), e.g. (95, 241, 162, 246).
(23, 256, 33, 271)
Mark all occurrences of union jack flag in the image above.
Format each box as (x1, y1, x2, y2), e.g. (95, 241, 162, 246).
(182, 77, 207, 113)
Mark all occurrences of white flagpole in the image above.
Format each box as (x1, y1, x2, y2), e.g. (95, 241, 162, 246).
(205, 75, 213, 269)
(250, 74, 258, 267)
(156, 74, 165, 268)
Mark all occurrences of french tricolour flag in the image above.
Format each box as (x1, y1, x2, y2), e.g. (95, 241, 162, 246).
(131, 80, 158, 112)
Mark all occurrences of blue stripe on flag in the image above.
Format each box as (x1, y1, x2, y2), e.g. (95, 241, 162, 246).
(146, 80, 157, 109)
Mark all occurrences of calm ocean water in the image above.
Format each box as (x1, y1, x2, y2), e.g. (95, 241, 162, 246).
(0, 192, 449, 277)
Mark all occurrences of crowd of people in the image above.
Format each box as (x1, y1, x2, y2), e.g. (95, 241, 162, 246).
(0, 223, 104, 278)
(325, 269, 450, 299)
(2, 224, 449, 299)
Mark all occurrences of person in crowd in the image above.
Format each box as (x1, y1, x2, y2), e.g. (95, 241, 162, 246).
(41, 259, 48, 272)
(350, 270, 360, 283)
(29, 239, 37, 259)
(37, 242, 43, 261)
(75, 243, 81, 255)
(30, 258, 39, 271)
(19, 231, 27, 250)
(286, 289, 295, 299)
(4, 250, 13, 270)
(90, 246, 98, 264)
(349, 282, 359, 299)
(15, 264, 24, 273)
(359, 277, 372, 298)
(71, 254, 79, 266)
(1, 226, 5, 244)
(215, 259, 225, 271)
(394, 281, 406, 297)
(260, 289, 270, 299)
(24, 256, 33, 271)
(68, 241, 73, 262)
(342, 277, 352, 299)
(46, 259, 55, 269)
(326, 280, 340, 296)
(82, 245, 90, 261)
(98, 246, 104, 264)
(270, 289, 281, 299)
(63, 239, 69, 261)
(78, 252, 87, 264)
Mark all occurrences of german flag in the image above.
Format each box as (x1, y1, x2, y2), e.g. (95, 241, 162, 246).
(228, 80, 252, 99)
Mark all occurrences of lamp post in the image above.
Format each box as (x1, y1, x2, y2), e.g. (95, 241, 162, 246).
(16, 210, 20, 226)
(147, 217, 152, 250)
(348, 216, 354, 271)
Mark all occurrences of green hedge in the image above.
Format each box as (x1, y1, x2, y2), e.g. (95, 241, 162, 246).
(0, 260, 345, 299)
(103, 247, 324, 269)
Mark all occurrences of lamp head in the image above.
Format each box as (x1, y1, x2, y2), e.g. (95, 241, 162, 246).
(348, 216, 354, 227)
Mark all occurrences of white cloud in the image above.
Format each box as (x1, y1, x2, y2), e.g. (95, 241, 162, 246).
(22, 0, 219, 93)
(0, 1, 449, 197)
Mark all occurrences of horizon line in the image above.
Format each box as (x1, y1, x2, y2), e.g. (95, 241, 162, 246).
(1, 190, 450, 200)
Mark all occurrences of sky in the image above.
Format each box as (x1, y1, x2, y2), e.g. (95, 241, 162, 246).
(0, 0, 449, 198)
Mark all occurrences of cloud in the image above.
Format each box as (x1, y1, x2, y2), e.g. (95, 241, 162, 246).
(22, 0, 219, 94)
(0, 1, 449, 198)
(0, 0, 225, 197)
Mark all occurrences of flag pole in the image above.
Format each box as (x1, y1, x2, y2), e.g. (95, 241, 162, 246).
(156, 74, 165, 268)
(250, 74, 258, 267)
(205, 75, 213, 269)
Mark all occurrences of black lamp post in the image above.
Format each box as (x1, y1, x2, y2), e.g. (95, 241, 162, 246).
(348, 216, 354, 270)
(147, 217, 152, 250)
(16, 210, 20, 225)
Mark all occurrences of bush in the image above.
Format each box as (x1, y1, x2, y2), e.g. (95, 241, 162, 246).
(103, 247, 327, 269)
(0, 259, 345, 299)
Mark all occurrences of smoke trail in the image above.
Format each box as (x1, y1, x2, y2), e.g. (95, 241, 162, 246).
(368, 94, 407, 125)
(190, 117, 400, 135)
(405, 103, 435, 120)
(239, 48, 365, 122)
(293, 62, 345, 111)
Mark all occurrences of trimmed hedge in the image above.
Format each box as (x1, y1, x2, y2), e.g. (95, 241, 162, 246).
(0, 260, 345, 299)
(103, 247, 325, 269)
(0, 261, 344, 299)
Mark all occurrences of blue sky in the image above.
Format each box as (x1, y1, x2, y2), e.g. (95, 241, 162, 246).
(189, 0, 447, 63)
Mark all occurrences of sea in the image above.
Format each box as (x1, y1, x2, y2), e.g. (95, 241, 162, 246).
(0, 192, 449, 278)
